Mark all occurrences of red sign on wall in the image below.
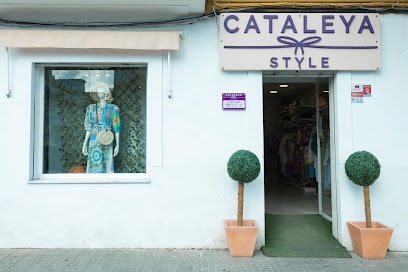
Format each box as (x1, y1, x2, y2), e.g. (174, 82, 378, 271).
(351, 84, 372, 103)
(363, 85, 372, 97)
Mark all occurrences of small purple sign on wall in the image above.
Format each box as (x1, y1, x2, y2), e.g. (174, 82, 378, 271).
(222, 93, 246, 110)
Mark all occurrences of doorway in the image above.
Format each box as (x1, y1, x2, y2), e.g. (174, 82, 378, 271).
(263, 76, 333, 220)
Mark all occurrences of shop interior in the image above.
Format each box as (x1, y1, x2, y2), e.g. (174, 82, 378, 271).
(263, 77, 332, 218)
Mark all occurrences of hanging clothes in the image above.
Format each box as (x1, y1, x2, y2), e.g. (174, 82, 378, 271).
(278, 133, 299, 178)
(307, 129, 317, 178)
(323, 135, 331, 191)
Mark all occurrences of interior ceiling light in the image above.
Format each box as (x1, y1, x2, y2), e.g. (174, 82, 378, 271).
(279, 84, 289, 88)
(269, 90, 278, 94)
(323, 90, 330, 93)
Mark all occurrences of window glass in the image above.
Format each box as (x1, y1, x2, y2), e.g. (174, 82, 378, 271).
(42, 65, 146, 174)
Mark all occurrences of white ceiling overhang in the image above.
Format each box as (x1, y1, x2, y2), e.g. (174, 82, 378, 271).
(0, 0, 206, 24)
(0, 29, 181, 50)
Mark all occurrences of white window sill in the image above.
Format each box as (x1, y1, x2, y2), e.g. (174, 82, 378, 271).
(29, 173, 151, 184)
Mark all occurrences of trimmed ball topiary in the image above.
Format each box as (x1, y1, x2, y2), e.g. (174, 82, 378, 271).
(345, 150, 381, 228)
(345, 151, 381, 186)
(227, 149, 261, 227)
(227, 150, 260, 183)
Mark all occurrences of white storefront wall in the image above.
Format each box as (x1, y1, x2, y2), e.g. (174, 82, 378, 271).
(0, 19, 265, 248)
(335, 14, 408, 251)
(0, 13, 407, 251)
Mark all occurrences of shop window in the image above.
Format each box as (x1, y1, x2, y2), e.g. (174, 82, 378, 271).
(33, 64, 147, 179)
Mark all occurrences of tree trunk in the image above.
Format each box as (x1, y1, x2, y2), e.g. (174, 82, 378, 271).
(364, 185, 372, 228)
(237, 182, 244, 227)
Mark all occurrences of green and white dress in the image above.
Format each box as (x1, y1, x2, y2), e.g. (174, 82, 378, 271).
(84, 103, 121, 173)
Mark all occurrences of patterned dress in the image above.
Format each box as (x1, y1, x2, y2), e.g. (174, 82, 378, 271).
(84, 103, 121, 173)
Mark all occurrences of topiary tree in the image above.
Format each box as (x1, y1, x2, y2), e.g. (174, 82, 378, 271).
(345, 151, 381, 228)
(227, 150, 261, 227)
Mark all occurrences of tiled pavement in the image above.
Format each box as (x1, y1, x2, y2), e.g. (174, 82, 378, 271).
(0, 249, 407, 272)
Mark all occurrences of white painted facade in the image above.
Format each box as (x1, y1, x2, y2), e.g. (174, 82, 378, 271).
(335, 14, 408, 251)
(0, 13, 407, 251)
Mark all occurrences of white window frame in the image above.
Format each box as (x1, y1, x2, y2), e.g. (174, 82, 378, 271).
(28, 52, 164, 184)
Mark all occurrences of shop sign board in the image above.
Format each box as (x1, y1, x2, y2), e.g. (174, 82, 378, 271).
(220, 13, 380, 71)
(222, 93, 246, 110)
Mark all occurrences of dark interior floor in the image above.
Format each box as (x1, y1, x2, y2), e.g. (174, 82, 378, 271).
(265, 180, 331, 215)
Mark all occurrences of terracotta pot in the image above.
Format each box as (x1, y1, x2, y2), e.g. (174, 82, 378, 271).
(347, 221, 393, 259)
(224, 219, 259, 257)
(69, 164, 86, 173)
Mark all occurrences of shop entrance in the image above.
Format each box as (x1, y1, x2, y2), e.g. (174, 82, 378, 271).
(263, 76, 333, 220)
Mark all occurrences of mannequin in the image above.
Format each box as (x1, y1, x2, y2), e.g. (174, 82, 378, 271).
(82, 82, 121, 173)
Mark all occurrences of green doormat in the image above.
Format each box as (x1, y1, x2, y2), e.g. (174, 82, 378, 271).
(263, 214, 351, 258)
